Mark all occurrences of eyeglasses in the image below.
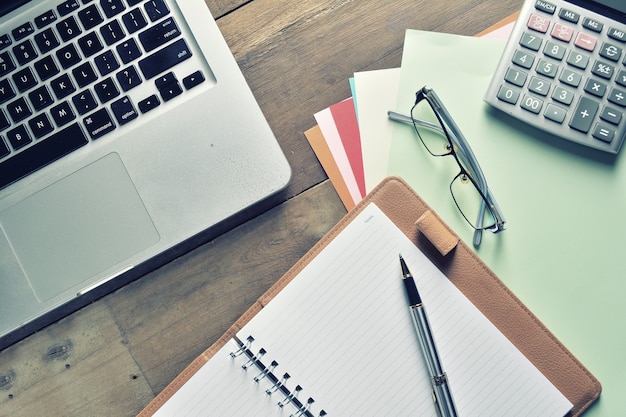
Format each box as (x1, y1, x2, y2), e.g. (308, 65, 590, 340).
(388, 86, 505, 246)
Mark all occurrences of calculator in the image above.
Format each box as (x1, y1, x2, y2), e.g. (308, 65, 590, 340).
(485, 0, 626, 154)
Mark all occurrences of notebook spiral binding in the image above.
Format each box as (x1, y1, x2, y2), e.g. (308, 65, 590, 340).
(230, 335, 328, 417)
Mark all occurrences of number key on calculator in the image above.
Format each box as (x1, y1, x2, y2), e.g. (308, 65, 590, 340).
(485, 0, 626, 154)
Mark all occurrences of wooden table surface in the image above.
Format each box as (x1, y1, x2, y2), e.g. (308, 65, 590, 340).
(0, 0, 521, 415)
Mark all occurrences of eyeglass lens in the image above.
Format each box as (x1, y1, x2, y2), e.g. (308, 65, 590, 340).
(411, 99, 496, 230)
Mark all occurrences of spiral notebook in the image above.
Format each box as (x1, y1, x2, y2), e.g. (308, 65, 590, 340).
(138, 177, 600, 417)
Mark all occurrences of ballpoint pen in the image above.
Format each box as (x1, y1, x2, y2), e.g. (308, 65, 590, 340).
(399, 255, 458, 417)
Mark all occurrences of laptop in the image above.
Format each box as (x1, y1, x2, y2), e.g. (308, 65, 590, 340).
(0, 0, 291, 349)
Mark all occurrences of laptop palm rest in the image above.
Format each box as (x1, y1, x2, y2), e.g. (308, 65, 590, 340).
(0, 153, 160, 302)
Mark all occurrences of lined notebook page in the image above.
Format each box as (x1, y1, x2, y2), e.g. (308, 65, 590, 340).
(153, 203, 572, 416)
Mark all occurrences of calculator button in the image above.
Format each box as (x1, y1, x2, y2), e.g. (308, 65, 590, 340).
(545, 103, 567, 123)
(528, 14, 551, 33)
(608, 88, 626, 107)
(559, 68, 581, 87)
(566, 50, 589, 69)
(574, 32, 597, 52)
(551, 23, 574, 42)
(520, 94, 543, 113)
(570, 97, 599, 133)
(504, 67, 527, 87)
(592, 124, 615, 143)
(534, 1, 556, 14)
(582, 17, 603, 33)
(497, 85, 520, 104)
(558, 9, 579, 23)
(584, 78, 607, 97)
(512, 50, 535, 69)
(552, 85, 574, 105)
(520, 32, 542, 51)
(543, 41, 566, 60)
(529, 76, 551, 96)
(608, 28, 626, 43)
(600, 42, 623, 62)
(536, 59, 558, 77)
(616, 69, 626, 87)
(600, 106, 622, 125)
(591, 60, 615, 80)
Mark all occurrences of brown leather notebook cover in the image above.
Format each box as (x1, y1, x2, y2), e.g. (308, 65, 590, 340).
(138, 177, 600, 417)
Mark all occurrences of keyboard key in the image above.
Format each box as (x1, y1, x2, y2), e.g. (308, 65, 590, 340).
(496, 85, 520, 104)
(101, 0, 126, 18)
(35, 28, 60, 54)
(183, 70, 205, 90)
(6, 125, 31, 150)
(78, 31, 104, 57)
(0, 122, 88, 190)
(28, 86, 54, 111)
(0, 35, 12, 50)
(51, 73, 76, 99)
(116, 38, 142, 64)
(13, 67, 38, 93)
(57, 16, 82, 42)
(139, 17, 180, 52)
(72, 89, 98, 114)
(528, 77, 551, 96)
(100, 19, 125, 45)
(7, 97, 32, 123)
(527, 13, 550, 33)
(0, 138, 9, 159)
(138, 94, 160, 113)
(155, 72, 181, 101)
(0, 111, 10, 131)
(50, 100, 76, 126)
(145, 0, 170, 22)
(0, 52, 16, 77)
(566, 50, 589, 69)
(78, 4, 104, 30)
(34, 9, 57, 29)
(519, 32, 542, 51)
(0, 79, 16, 104)
(570, 97, 599, 133)
(582, 17, 603, 33)
(58, 0, 80, 16)
(56, 43, 82, 69)
(13, 40, 38, 65)
(139, 38, 192, 79)
(512, 49, 534, 69)
(111, 96, 138, 125)
(72, 62, 98, 87)
(116, 65, 142, 91)
(34, 55, 60, 81)
(608, 27, 626, 43)
(552, 85, 574, 105)
(12, 22, 35, 41)
(94, 50, 120, 75)
(94, 77, 120, 103)
(83, 108, 115, 139)
(123, 8, 148, 34)
(28, 113, 55, 138)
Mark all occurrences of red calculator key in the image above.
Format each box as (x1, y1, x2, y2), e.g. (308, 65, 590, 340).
(528, 13, 550, 33)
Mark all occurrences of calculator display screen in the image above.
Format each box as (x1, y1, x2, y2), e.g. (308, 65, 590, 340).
(592, 0, 626, 14)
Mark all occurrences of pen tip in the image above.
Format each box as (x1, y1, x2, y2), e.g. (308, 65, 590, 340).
(399, 255, 410, 277)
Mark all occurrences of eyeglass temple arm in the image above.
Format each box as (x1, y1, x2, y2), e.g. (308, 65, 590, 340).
(388, 111, 505, 233)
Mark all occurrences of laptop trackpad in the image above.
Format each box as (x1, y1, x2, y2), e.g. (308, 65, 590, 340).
(0, 153, 160, 301)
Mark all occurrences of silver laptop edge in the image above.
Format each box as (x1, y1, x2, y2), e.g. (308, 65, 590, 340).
(0, 0, 291, 349)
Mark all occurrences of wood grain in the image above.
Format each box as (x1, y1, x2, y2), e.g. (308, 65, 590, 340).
(0, 0, 522, 415)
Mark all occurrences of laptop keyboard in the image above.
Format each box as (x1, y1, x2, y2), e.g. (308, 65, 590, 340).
(0, 0, 207, 190)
